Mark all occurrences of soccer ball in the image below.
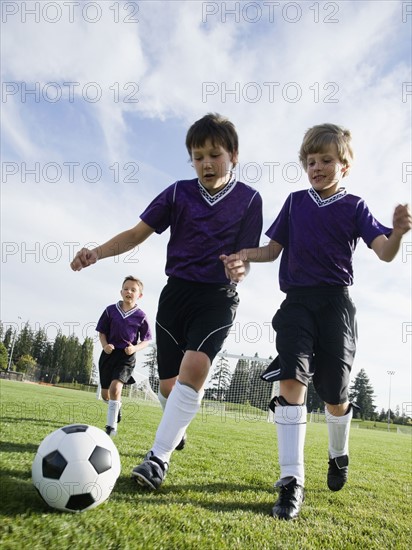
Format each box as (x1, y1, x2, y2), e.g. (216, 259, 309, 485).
(32, 424, 121, 512)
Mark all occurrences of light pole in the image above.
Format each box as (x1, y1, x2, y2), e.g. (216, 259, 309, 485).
(387, 370, 395, 432)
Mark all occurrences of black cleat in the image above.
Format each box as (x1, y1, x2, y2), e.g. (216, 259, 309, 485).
(131, 455, 168, 490)
(327, 455, 349, 491)
(175, 433, 187, 451)
(105, 425, 116, 437)
(272, 477, 304, 521)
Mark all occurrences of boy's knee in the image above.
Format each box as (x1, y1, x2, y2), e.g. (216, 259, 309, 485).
(279, 379, 306, 405)
(325, 402, 350, 417)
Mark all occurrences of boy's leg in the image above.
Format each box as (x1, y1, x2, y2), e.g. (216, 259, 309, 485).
(101, 388, 109, 402)
(132, 351, 208, 489)
(325, 401, 353, 491)
(157, 378, 187, 451)
(272, 379, 306, 521)
(106, 379, 123, 436)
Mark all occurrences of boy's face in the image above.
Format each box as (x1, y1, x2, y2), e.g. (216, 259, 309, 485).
(191, 139, 238, 194)
(306, 143, 348, 199)
(120, 280, 142, 307)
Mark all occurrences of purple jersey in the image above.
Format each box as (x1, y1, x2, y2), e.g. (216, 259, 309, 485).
(140, 177, 263, 284)
(266, 188, 392, 292)
(96, 302, 152, 349)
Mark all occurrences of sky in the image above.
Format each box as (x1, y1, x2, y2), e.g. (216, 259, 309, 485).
(1, 0, 411, 414)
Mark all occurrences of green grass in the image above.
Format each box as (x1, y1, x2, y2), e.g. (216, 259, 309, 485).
(1, 380, 411, 550)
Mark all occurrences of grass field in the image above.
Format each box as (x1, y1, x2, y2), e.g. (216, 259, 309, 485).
(1, 380, 411, 550)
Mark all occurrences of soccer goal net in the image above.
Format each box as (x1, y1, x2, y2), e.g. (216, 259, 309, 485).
(96, 371, 159, 404)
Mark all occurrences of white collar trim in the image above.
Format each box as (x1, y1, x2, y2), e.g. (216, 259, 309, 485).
(116, 301, 138, 318)
(197, 174, 237, 206)
(308, 187, 347, 207)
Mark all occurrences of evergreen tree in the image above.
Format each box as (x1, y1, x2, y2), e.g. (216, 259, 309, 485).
(306, 379, 324, 412)
(31, 328, 49, 365)
(210, 352, 232, 400)
(0, 342, 8, 370)
(2, 326, 14, 352)
(349, 368, 376, 419)
(248, 355, 272, 411)
(226, 357, 249, 404)
(13, 322, 33, 361)
(378, 408, 386, 422)
(79, 337, 94, 384)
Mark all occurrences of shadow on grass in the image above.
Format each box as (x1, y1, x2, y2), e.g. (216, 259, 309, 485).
(0, 475, 51, 516)
(1, 440, 39, 454)
(115, 476, 274, 516)
(0, 416, 65, 429)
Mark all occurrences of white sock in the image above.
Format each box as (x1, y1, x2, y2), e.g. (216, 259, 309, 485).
(326, 406, 353, 459)
(107, 400, 120, 431)
(151, 381, 203, 463)
(157, 388, 168, 411)
(274, 405, 307, 487)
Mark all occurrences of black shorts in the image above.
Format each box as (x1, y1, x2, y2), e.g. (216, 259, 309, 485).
(261, 287, 357, 405)
(155, 277, 239, 379)
(98, 348, 136, 389)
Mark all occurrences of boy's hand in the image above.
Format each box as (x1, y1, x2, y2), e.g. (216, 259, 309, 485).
(393, 204, 412, 236)
(103, 344, 115, 354)
(220, 253, 249, 283)
(70, 248, 98, 271)
(125, 343, 135, 355)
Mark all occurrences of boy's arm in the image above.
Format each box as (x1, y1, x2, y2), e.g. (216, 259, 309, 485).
(125, 340, 150, 355)
(99, 333, 114, 354)
(70, 220, 155, 271)
(220, 240, 283, 282)
(371, 204, 411, 262)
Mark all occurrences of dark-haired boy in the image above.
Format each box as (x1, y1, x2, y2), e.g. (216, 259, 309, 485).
(71, 113, 263, 488)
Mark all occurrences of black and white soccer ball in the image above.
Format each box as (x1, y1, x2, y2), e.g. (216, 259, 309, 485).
(32, 424, 121, 512)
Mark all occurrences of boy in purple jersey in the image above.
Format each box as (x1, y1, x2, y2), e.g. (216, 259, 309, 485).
(222, 123, 411, 520)
(70, 113, 263, 489)
(97, 276, 152, 437)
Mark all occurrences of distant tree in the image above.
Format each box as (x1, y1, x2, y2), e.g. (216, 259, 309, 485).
(378, 408, 386, 422)
(13, 322, 33, 361)
(78, 337, 94, 384)
(0, 342, 8, 370)
(210, 353, 232, 400)
(2, 326, 14, 352)
(306, 379, 324, 412)
(349, 369, 376, 420)
(15, 354, 36, 374)
(226, 357, 249, 404)
(248, 355, 272, 411)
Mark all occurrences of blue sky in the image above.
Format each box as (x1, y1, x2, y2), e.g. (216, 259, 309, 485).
(1, 1, 411, 413)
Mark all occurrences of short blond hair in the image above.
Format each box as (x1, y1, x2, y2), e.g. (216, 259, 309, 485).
(122, 276, 143, 293)
(299, 123, 353, 177)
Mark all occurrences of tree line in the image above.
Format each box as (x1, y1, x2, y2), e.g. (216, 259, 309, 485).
(1, 321, 409, 425)
(0, 321, 94, 385)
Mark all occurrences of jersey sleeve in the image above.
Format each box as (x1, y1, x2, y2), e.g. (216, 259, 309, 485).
(234, 191, 263, 250)
(265, 194, 292, 246)
(96, 309, 110, 335)
(140, 183, 176, 234)
(137, 316, 152, 342)
(356, 200, 392, 247)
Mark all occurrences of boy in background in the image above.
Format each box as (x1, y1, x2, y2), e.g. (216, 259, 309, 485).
(97, 276, 152, 436)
